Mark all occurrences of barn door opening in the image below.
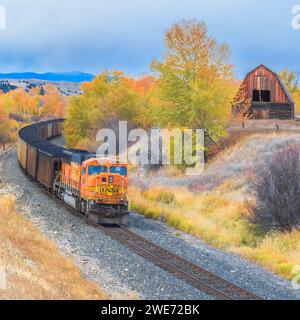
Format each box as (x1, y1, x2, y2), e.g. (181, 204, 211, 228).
(257, 109, 269, 119)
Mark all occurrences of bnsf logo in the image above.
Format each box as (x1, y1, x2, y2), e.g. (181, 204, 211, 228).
(98, 185, 123, 195)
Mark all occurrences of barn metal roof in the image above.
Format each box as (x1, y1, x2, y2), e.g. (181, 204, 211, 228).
(276, 75, 295, 104)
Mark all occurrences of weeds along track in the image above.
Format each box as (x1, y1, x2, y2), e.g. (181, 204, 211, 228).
(43, 187, 262, 300)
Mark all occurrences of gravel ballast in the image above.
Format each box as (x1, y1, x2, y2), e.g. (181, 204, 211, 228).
(1, 148, 300, 300)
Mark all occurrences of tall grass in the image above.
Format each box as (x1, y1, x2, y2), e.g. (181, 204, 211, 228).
(0, 196, 107, 300)
(129, 179, 300, 279)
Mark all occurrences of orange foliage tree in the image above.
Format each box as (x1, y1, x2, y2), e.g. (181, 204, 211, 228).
(64, 71, 157, 148)
(40, 85, 67, 117)
(0, 96, 19, 145)
(0, 84, 67, 143)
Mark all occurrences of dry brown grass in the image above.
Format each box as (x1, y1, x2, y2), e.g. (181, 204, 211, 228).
(0, 196, 108, 300)
(129, 182, 300, 278)
(129, 131, 300, 279)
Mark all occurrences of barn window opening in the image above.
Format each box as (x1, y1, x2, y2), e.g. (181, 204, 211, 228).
(253, 90, 260, 102)
(261, 90, 270, 102)
(252, 90, 271, 102)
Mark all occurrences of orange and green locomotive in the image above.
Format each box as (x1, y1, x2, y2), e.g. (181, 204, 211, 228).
(57, 150, 129, 224)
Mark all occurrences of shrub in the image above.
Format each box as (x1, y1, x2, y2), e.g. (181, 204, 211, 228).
(248, 144, 300, 232)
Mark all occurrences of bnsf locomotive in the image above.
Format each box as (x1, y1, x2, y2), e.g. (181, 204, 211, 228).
(17, 119, 129, 225)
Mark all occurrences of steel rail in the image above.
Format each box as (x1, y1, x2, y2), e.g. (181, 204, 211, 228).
(99, 225, 262, 300)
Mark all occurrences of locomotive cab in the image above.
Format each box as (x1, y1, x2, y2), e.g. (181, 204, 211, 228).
(57, 151, 129, 225)
(79, 158, 129, 224)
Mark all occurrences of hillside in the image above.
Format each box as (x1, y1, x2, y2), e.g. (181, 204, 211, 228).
(0, 195, 107, 300)
(129, 126, 300, 278)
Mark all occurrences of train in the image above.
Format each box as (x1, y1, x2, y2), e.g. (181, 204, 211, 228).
(17, 119, 129, 225)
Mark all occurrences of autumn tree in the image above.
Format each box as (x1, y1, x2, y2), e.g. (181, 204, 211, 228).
(0, 88, 41, 120)
(64, 95, 89, 147)
(279, 68, 300, 114)
(64, 21, 239, 151)
(124, 75, 158, 129)
(151, 20, 237, 138)
(41, 85, 67, 117)
(0, 96, 14, 146)
(0, 85, 67, 144)
(64, 71, 150, 149)
(279, 69, 300, 92)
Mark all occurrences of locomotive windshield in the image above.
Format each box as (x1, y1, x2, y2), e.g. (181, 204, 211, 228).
(88, 165, 108, 176)
(110, 166, 127, 177)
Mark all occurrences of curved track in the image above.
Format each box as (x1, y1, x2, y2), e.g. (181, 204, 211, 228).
(18, 120, 263, 300)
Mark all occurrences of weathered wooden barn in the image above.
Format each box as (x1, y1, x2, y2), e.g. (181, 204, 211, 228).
(232, 65, 295, 119)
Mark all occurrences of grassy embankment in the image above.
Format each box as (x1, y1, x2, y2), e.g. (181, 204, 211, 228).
(0, 196, 107, 300)
(129, 131, 300, 279)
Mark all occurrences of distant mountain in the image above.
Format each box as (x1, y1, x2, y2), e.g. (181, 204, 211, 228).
(0, 71, 95, 83)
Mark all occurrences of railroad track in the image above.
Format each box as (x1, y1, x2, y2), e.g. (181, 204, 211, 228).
(40, 179, 262, 300)
(99, 225, 262, 300)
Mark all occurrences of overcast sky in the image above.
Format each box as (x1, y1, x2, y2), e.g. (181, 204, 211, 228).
(0, 0, 299, 78)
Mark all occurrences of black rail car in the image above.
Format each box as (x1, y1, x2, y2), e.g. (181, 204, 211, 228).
(18, 119, 66, 190)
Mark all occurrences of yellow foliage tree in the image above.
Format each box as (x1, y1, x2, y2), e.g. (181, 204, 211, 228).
(151, 20, 237, 138)
(278, 68, 300, 114)
(0, 101, 12, 146)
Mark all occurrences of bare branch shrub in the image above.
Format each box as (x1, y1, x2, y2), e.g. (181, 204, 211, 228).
(248, 143, 300, 232)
